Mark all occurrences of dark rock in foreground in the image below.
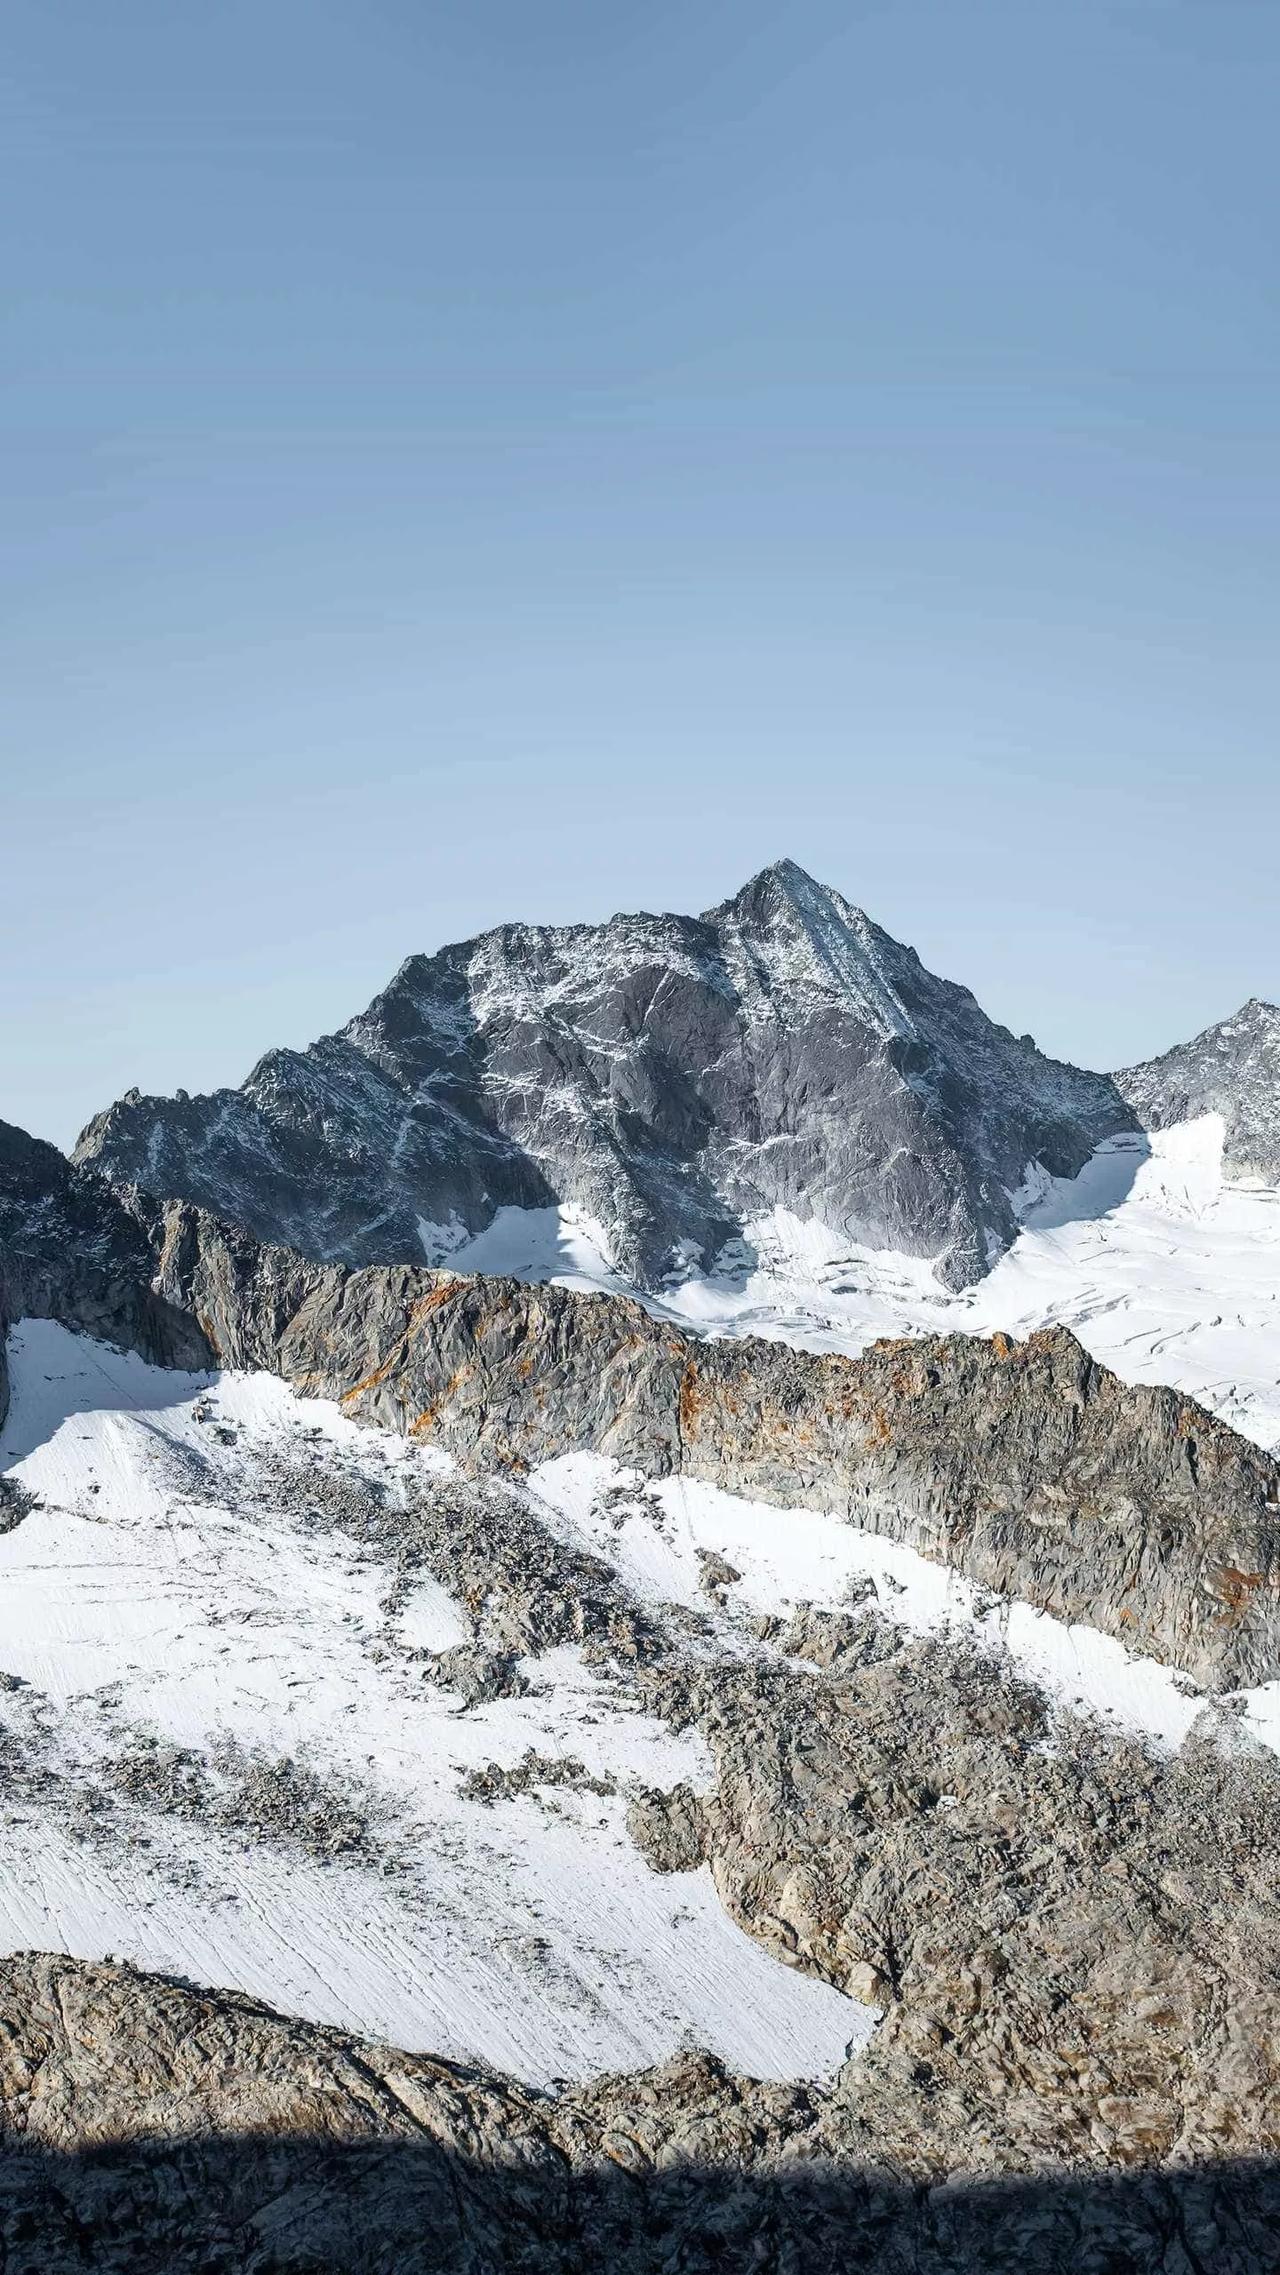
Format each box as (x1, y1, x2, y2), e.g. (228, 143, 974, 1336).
(0, 1954, 1275, 2273)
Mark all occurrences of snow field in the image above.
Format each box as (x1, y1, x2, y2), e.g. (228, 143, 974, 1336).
(0, 1321, 865, 2086)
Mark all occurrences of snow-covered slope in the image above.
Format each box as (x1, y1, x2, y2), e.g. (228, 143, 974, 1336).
(527, 1454, 1255, 1756)
(432, 1117, 1280, 1453)
(0, 1320, 863, 2087)
(72, 861, 1131, 1293)
(5, 1311, 1280, 2096)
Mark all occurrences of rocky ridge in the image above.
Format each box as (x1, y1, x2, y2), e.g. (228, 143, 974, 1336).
(1119, 996, 1280, 1184)
(0, 1951, 1272, 2274)
(72, 861, 1135, 1292)
(4, 1122, 1279, 1690)
(150, 1206, 1280, 1688)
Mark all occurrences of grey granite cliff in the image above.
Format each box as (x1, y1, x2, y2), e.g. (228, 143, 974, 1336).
(73, 861, 1135, 1291)
(1119, 996, 1280, 1182)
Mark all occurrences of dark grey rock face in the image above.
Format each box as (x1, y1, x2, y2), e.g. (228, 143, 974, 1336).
(0, 1120, 209, 1431)
(1118, 997, 1280, 1182)
(73, 862, 1134, 1291)
(0, 1116, 149, 1287)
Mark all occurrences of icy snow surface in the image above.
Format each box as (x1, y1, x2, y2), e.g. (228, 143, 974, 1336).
(0, 1321, 866, 2086)
(438, 1117, 1280, 1455)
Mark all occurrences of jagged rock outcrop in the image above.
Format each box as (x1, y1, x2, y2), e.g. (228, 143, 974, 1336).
(152, 1208, 1280, 1687)
(0, 1119, 209, 1430)
(5, 1107, 1279, 1687)
(0, 1954, 829, 2272)
(1119, 996, 1280, 1183)
(73, 861, 1134, 1290)
(634, 1636, 1280, 2178)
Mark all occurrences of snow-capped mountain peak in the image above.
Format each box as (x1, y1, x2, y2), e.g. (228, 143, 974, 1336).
(707, 861, 916, 1041)
(72, 863, 1136, 1293)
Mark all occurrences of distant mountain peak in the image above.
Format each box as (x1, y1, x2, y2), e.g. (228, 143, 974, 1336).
(704, 864, 911, 1041)
(719, 854, 827, 904)
(1119, 995, 1280, 1183)
(710, 856, 848, 922)
(74, 870, 1135, 1293)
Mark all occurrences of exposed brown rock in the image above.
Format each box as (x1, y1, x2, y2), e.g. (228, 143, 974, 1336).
(153, 1207, 1280, 1685)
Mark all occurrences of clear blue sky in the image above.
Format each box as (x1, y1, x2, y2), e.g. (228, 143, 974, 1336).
(4, 0, 1277, 1148)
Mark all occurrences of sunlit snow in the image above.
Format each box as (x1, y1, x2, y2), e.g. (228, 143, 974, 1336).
(527, 1457, 1223, 1757)
(435, 1117, 1280, 1453)
(0, 1322, 866, 2086)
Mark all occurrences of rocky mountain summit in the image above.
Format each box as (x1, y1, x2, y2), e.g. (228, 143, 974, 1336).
(73, 861, 1134, 1292)
(1119, 995, 1280, 1184)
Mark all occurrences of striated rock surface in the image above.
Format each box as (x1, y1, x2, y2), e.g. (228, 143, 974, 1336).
(634, 1636, 1280, 2178)
(153, 1210, 1280, 1687)
(0, 1119, 209, 1429)
(73, 861, 1134, 1290)
(1119, 996, 1280, 1184)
